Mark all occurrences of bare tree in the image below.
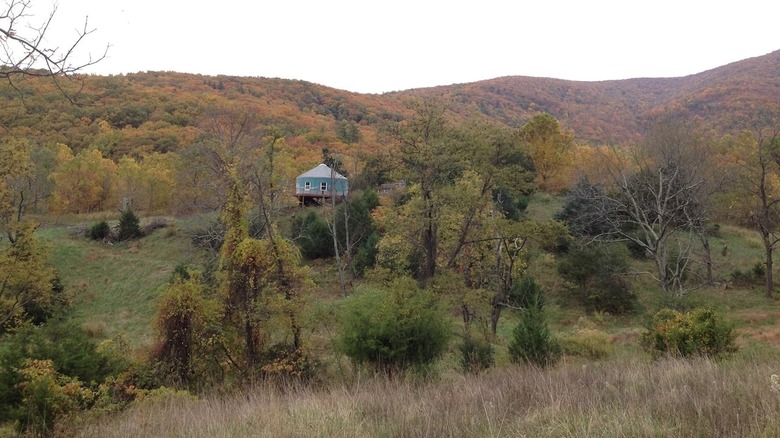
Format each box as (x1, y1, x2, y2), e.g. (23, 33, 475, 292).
(731, 116, 780, 298)
(1, 0, 106, 96)
(581, 121, 712, 294)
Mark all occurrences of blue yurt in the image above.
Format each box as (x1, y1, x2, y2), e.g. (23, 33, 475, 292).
(295, 164, 349, 205)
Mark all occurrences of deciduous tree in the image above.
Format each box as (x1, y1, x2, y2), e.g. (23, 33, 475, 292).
(0, 221, 56, 332)
(516, 113, 574, 191)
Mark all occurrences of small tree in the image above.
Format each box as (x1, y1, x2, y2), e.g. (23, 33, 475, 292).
(458, 334, 494, 374)
(89, 221, 111, 240)
(117, 208, 141, 241)
(508, 285, 560, 367)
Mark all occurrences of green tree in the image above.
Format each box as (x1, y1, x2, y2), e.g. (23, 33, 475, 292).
(117, 208, 141, 241)
(291, 211, 334, 259)
(508, 285, 560, 367)
(388, 99, 464, 282)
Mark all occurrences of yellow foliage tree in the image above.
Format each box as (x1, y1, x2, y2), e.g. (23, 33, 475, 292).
(51, 148, 117, 214)
(517, 113, 574, 192)
(0, 137, 33, 238)
(0, 221, 56, 332)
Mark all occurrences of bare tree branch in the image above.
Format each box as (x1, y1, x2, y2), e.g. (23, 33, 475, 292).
(0, 0, 107, 101)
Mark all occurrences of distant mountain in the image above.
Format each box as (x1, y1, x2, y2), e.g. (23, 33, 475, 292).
(389, 49, 780, 144)
(1, 50, 778, 157)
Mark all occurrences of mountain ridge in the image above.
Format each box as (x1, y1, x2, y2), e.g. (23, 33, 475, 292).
(2, 49, 778, 155)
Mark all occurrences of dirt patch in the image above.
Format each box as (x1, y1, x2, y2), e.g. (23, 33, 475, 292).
(737, 325, 780, 346)
(611, 329, 643, 345)
(734, 309, 778, 325)
(85, 251, 104, 263)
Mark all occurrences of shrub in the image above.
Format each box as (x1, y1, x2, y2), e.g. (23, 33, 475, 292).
(640, 308, 737, 359)
(458, 334, 494, 373)
(23, 271, 69, 326)
(259, 343, 321, 382)
(16, 359, 93, 435)
(0, 321, 128, 428)
(339, 283, 451, 374)
(557, 243, 636, 314)
(291, 211, 334, 259)
(88, 221, 111, 240)
(752, 261, 766, 279)
(117, 208, 141, 240)
(353, 232, 379, 276)
(558, 327, 613, 359)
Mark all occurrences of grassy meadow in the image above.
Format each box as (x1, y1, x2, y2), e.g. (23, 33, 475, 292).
(27, 197, 780, 437)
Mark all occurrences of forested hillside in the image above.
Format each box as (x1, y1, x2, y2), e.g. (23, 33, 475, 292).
(1, 49, 779, 159)
(399, 49, 780, 144)
(4, 46, 780, 437)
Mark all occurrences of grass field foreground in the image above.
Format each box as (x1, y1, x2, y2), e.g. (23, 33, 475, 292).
(76, 355, 780, 437)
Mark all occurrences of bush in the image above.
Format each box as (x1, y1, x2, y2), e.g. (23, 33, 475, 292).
(353, 232, 379, 276)
(557, 243, 636, 314)
(339, 283, 451, 374)
(291, 211, 334, 259)
(15, 359, 93, 435)
(259, 343, 321, 382)
(558, 327, 613, 359)
(88, 221, 111, 240)
(117, 208, 141, 241)
(640, 308, 737, 359)
(0, 321, 128, 427)
(458, 334, 494, 373)
(23, 272, 69, 326)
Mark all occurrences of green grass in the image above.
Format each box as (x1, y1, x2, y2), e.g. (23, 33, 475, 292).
(38, 218, 209, 348)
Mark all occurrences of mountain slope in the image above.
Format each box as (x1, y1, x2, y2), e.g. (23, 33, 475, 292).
(391, 49, 780, 144)
(1, 49, 778, 153)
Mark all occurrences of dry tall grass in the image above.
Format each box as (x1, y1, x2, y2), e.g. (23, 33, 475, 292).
(76, 356, 780, 437)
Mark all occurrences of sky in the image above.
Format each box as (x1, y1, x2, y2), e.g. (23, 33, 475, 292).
(32, 0, 780, 94)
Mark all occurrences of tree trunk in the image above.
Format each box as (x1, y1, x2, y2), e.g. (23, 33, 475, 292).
(766, 239, 774, 298)
(331, 171, 347, 296)
(699, 232, 713, 285)
(490, 295, 502, 335)
(421, 189, 437, 283)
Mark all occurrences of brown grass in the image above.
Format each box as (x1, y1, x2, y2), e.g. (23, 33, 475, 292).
(75, 357, 780, 438)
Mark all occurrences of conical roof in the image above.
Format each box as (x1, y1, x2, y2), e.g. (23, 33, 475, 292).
(297, 164, 347, 180)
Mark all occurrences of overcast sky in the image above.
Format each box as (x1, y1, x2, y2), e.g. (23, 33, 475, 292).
(39, 0, 780, 94)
